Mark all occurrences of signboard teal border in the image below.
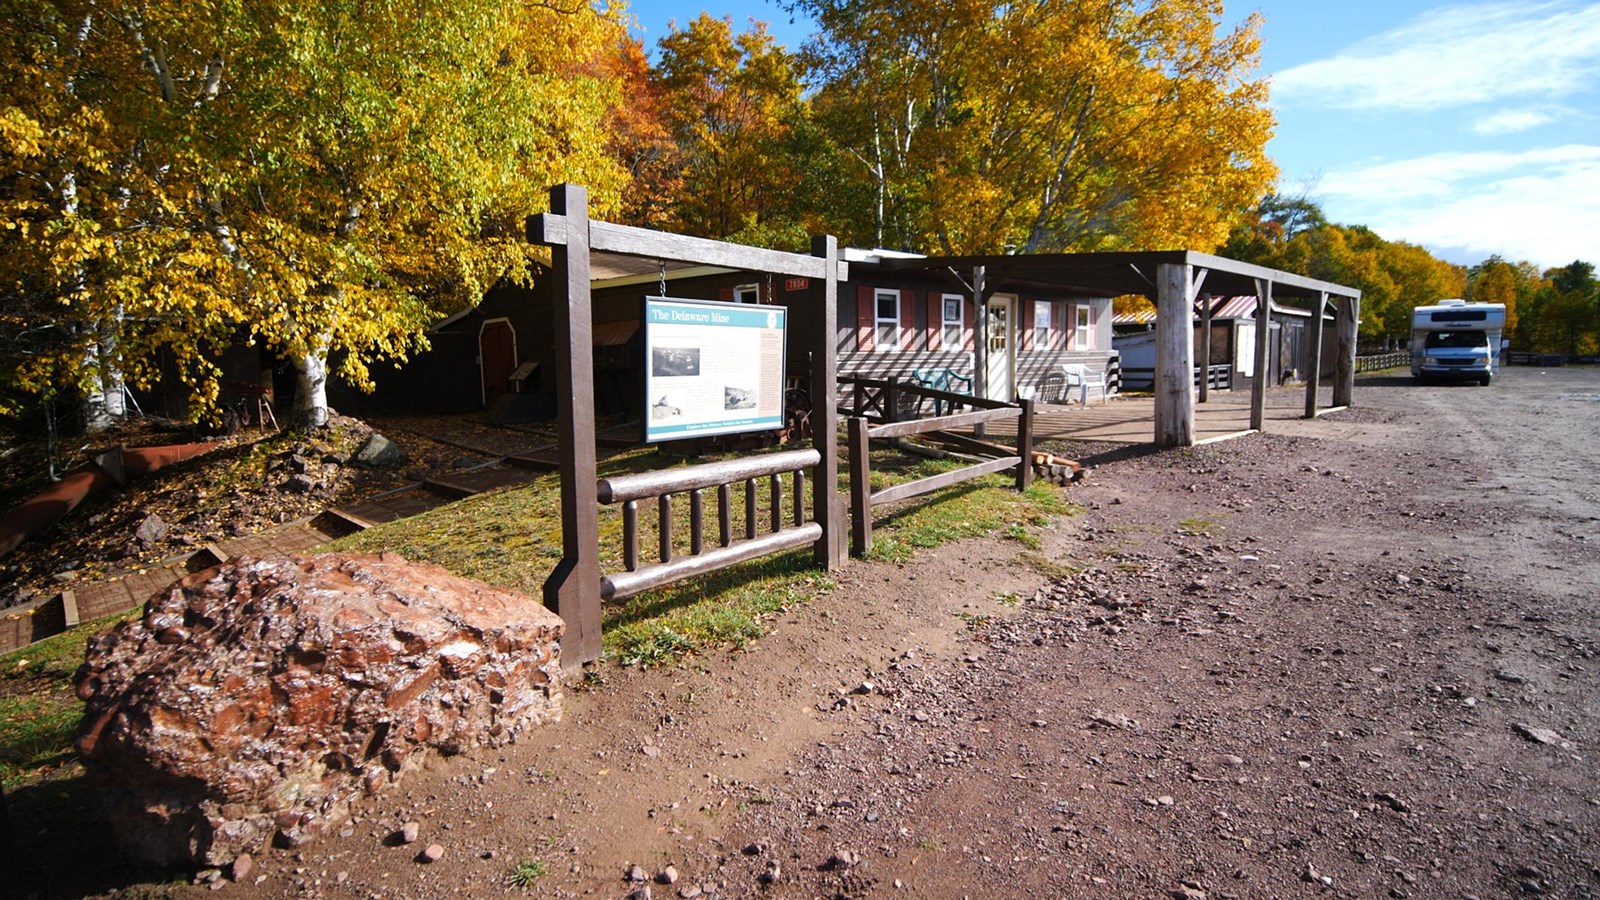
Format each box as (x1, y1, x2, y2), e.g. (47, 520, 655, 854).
(642, 297, 788, 442)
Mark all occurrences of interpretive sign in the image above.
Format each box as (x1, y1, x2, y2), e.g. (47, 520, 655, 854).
(643, 297, 787, 442)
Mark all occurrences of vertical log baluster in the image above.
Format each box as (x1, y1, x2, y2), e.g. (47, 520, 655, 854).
(690, 488, 704, 555)
(717, 483, 732, 546)
(623, 500, 639, 572)
(658, 493, 673, 563)
(745, 478, 757, 540)
(769, 473, 783, 533)
(793, 469, 807, 526)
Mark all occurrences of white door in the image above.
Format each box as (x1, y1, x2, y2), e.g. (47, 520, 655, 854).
(985, 295, 1015, 401)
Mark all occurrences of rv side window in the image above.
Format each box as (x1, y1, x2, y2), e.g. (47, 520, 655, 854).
(1424, 331, 1488, 349)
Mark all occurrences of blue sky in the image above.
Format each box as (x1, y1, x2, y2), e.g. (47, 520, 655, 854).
(625, 1, 1600, 270)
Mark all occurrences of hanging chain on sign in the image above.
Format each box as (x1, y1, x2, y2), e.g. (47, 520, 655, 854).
(765, 272, 775, 304)
(658, 261, 667, 297)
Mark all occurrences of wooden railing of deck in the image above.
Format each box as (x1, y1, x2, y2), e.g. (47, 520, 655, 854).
(596, 449, 822, 601)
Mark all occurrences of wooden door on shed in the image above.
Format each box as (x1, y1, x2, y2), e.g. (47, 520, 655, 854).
(480, 319, 518, 406)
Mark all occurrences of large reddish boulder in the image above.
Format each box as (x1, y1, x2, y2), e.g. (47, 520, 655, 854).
(73, 552, 563, 867)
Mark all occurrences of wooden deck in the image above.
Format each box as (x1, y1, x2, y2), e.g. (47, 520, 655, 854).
(986, 386, 1340, 444)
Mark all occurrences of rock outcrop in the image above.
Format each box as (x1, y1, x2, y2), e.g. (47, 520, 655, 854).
(73, 552, 563, 868)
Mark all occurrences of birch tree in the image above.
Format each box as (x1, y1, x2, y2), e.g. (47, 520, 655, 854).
(2, 0, 629, 428)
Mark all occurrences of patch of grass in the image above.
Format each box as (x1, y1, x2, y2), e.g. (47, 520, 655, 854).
(0, 609, 137, 789)
(917, 837, 941, 851)
(1018, 552, 1077, 580)
(506, 859, 546, 888)
(861, 469, 1069, 563)
(991, 590, 1022, 607)
(1177, 516, 1221, 536)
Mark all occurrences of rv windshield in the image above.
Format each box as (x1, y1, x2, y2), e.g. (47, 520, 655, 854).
(1424, 331, 1488, 350)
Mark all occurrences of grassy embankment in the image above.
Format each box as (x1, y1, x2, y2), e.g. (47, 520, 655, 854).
(1, 443, 1072, 788)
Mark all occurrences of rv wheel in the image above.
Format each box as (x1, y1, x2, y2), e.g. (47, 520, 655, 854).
(1480, 375, 1492, 386)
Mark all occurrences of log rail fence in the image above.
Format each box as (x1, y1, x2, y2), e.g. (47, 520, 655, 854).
(595, 449, 821, 601)
(846, 393, 1034, 557)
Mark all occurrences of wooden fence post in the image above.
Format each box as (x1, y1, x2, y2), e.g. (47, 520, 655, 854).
(1015, 398, 1034, 491)
(848, 416, 872, 557)
(529, 183, 603, 669)
(1305, 291, 1327, 418)
(810, 235, 843, 571)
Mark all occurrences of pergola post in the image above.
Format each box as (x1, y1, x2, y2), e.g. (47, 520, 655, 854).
(1333, 295, 1359, 407)
(1251, 279, 1273, 432)
(1154, 263, 1195, 446)
(971, 265, 988, 438)
(810, 235, 843, 570)
(534, 183, 602, 668)
(1304, 291, 1328, 418)
(1197, 293, 1212, 404)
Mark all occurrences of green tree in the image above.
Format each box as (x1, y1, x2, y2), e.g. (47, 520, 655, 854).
(2, 0, 629, 428)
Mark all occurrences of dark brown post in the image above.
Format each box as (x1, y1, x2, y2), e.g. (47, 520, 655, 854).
(1015, 398, 1034, 491)
(1198, 293, 1212, 404)
(810, 235, 843, 570)
(848, 416, 872, 557)
(530, 183, 602, 669)
(1333, 295, 1359, 408)
(1251, 278, 1273, 432)
(1305, 291, 1327, 418)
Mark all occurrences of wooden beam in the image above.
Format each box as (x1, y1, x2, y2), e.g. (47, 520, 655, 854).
(529, 213, 842, 281)
(602, 524, 822, 601)
(531, 184, 603, 669)
(1334, 295, 1359, 407)
(1305, 291, 1327, 418)
(1251, 279, 1273, 432)
(868, 406, 1019, 439)
(1198, 293, 1213, 405)
(1154, 263, 1195, 446)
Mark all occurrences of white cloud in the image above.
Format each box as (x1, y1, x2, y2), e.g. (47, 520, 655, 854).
(1318, 145, 1600, 266)
(1472, 109, 1555, 134)
(1272, 2, 1600, 111)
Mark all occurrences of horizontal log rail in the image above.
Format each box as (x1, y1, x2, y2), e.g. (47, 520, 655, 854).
(847, 400, 1034, 557)
(596, 449, 821, 601)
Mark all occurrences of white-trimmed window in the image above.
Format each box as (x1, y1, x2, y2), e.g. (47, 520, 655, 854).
(941, 294, 964, 349)
(875, 289, 900, 350)
(734, 283, 760, 304)
(1034, 300, 1052, 349)
(1075, 303, 1093, 350)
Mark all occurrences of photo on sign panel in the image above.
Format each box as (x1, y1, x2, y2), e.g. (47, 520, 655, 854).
(652, 346, 701, 377)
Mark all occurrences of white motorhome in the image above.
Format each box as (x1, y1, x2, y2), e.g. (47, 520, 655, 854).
(1411, 299, 1506, 386)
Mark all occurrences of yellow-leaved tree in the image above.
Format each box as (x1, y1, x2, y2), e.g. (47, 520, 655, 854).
(800, 0, 1278, 254)
(2, 0, 628, 428)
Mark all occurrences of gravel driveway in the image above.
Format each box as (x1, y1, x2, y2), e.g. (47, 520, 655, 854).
(33, 367, 1600, 900)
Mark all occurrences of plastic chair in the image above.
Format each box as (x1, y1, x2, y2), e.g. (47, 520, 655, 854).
(909, 367, 974, 416)
(1061, 363, 1108, 406)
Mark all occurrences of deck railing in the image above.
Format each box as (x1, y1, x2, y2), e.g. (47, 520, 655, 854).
(1118, 364, 1233, 392)
(596, 449, 821, 600)
(1354, 351, 1409, 372)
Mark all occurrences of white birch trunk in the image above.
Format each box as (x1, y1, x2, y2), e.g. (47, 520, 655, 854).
(292, 334, 332, 429)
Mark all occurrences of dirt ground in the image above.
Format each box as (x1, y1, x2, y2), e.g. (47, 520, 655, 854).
(12, 366, 1600, 899)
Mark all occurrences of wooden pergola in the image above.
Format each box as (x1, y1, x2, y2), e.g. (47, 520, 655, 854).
(874, 251, 1363, 447)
